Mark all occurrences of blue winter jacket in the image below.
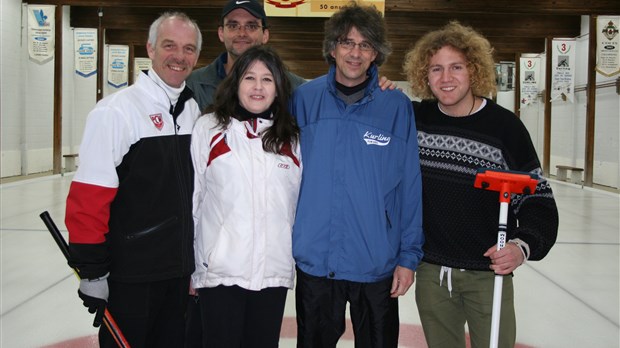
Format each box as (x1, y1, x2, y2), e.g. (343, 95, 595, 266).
(291, 64, 424, 283)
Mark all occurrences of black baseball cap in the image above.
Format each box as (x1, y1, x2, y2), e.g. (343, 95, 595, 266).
(222, 0, 267, 27)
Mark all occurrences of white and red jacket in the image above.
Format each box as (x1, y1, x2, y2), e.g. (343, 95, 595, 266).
(191, 114, 302, 291)
(65, 71, 200, 282)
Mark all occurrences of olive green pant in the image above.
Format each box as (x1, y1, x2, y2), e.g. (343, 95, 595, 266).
(415, 262, 516, 348)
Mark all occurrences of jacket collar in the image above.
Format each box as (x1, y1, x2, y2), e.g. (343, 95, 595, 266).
(326, 63, 379, 100)
(215, 52, 228, 80)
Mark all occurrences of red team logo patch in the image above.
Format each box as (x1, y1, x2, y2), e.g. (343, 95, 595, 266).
(150, 113, 164, 130)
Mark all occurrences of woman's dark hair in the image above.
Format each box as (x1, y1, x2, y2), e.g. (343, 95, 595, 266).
(207, 45, 300, 154)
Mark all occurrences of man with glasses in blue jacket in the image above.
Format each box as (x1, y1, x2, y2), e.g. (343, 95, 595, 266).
(290, 3, 424, 347)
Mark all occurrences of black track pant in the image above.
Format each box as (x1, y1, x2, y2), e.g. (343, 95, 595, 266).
(198, 285, 288, 348)
(295, 268, 399, 348)
(99, 276, 190, 348)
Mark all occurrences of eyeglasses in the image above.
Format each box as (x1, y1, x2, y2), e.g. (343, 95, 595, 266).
(224, 22, 263, 33)
(337, 39, 374, 52)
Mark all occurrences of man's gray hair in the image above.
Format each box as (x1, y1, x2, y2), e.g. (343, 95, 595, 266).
(148, 12, 202, 52)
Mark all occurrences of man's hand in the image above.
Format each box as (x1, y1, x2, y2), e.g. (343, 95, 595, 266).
(484, 243, 524, 275)
(390, 266, 414, 298)
(78, 273, 109, 327)
(378, 76, 398, 91)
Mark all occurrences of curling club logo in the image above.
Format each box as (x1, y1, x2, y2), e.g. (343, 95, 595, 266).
(602, 20, 619, 41)
(150, 113, 164, 131)
(33, 9, 49, 27)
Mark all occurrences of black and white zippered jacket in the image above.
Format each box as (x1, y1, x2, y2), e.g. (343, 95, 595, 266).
(65, 71, 200, 283)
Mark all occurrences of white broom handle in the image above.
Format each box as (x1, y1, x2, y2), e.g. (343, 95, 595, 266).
(490, 201, 509, 348)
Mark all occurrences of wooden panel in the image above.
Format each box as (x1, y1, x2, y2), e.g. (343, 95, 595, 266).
(26, 0, 620, 14)
(50, 1, 618, 79)
(386, 12, 581, 38)
(71, 6, 223, 29)
(384, 0, 619, 15)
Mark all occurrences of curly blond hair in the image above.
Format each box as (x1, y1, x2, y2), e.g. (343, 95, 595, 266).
(403, 21, 497, 100)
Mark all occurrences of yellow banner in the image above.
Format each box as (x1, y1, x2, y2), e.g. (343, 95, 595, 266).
(265, 0, 384, 18)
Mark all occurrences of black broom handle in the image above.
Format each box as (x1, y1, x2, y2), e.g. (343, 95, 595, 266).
(39, 211, 131, 348)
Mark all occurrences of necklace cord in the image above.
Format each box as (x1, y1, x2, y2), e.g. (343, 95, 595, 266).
(468, 96, 476, 115)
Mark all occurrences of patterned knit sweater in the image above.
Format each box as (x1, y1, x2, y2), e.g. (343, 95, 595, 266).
(413, 99, 559, 271)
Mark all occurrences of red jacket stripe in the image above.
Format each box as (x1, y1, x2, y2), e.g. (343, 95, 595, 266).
(280, 143, 300, 167)
(208, 132, 231, 166)
(65, 181, 117, 244)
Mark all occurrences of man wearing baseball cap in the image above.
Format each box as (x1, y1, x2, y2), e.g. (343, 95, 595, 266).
(186, 0, 306, 112)
(222, 0, 268, 27)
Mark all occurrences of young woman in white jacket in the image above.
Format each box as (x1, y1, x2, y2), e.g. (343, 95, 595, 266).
(190, 45, 301, 348)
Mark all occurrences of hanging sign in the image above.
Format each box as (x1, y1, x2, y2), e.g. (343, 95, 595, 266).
(596, 16, 620, 77)
(107, 45, 129, 89)
(551, 39, 575, 103)
(28, 5, 55, 64)
(74, 28, 97, 77)
(520, 55, 541, 107)
(265, 0, 384, 18)
(133, 58, 152, 84)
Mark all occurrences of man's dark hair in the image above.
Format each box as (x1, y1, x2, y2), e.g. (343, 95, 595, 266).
(322, 2, 392, 66)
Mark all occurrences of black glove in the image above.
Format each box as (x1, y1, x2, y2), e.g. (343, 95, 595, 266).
(78, 273, 109, 327)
